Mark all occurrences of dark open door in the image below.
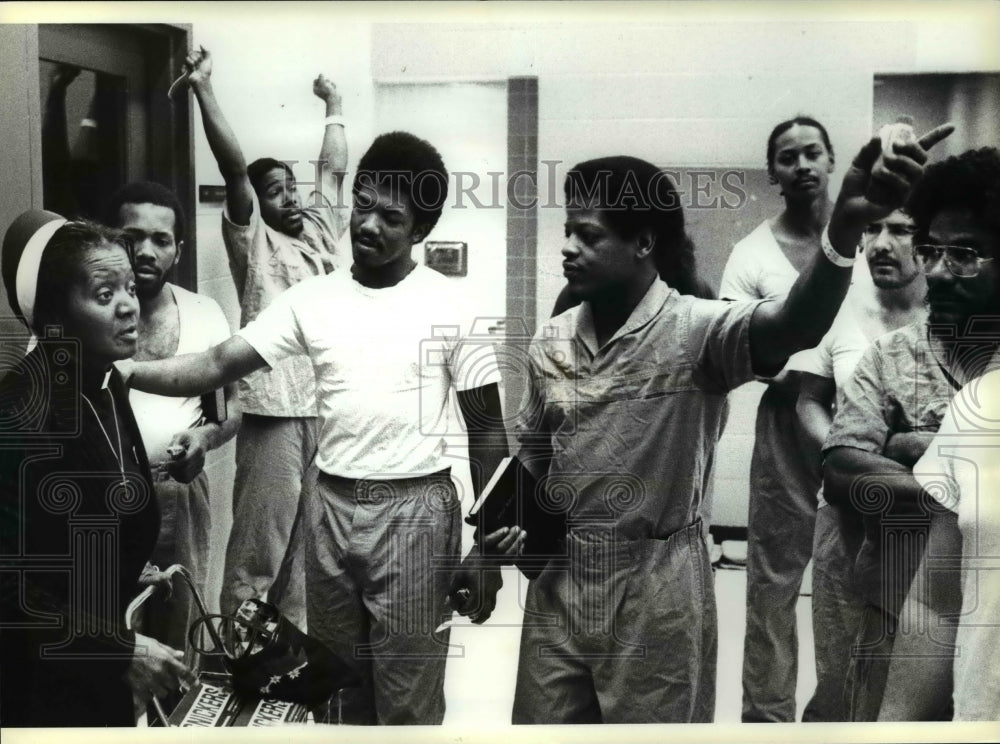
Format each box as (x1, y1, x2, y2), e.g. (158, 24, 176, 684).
(36, 23, 196, 289)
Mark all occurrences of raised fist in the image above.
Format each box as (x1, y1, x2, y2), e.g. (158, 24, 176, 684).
(50, 64, 81, 90)
(184, 46, 213, 87)
(313, 74, 341, 106)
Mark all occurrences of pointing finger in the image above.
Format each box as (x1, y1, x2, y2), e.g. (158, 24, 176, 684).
(917, 123, 955, 151)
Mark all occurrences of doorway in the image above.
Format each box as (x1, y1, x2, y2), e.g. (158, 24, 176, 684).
(0, 23, 195, 355)
(35, 23, 195, 286)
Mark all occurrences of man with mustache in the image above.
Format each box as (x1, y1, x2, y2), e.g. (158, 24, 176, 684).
(823, 146, 1000, 720)
(720, 116, 838, 723)
(501, 117, 950, 723)
(790, 207, 926, 720)
(183, 47, 348, 627)
(106, 181, 240, 663)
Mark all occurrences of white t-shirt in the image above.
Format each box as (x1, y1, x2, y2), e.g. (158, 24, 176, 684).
(129, 284, 232, 463)
(720, 219, 814, 372)
(788, 295, 888, 508)
(719, 220, 799, 302)
(787, 296, 873, 393)
(913, 369, 1000, 721)
(238, 264, 501, 479)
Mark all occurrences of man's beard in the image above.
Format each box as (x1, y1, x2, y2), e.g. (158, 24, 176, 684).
(135, 273, 167, 301)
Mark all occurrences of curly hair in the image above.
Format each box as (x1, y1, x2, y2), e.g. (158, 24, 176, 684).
(563, 156, 701, 297)
(105, 181, 186, 241)
(32, 220, 132, 335)
(765, 116, 835, 179)
(352, 131, 449, 235)
(906, 147, 1000, 242)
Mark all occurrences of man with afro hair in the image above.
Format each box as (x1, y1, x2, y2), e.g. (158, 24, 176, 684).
(121, 130, 515, 725)
(824, 146, 1000, 720)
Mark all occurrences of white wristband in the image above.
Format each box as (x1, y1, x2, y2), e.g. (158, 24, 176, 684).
(324, 115, 346, 128)
(821, 228, 856, 268)
(80, 118, 97, 128)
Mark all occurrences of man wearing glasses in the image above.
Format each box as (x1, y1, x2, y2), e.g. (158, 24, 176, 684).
(823, 147, 1000, 721)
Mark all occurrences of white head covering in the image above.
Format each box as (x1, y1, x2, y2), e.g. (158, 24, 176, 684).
(2, 210, 68, 348)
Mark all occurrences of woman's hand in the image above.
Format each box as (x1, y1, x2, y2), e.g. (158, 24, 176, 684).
(124, 632, 196, 709)
(137, 563, 174, 600)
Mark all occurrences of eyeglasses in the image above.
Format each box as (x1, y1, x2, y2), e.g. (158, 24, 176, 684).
(912, 245, 995, 278)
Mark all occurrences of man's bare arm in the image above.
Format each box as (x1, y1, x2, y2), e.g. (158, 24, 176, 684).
(456, 382, 509, 500)
(122, 336, 266, 398)
(823, 445, 926, 511)
(796, 372, 835, 470)
(313, 74, 348, 211)
(186, 46, 254, 226)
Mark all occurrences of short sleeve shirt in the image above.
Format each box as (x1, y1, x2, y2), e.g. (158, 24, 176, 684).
(719, 219, 816, 375)
(719, 220, 798, 302)
(824, 321, 970, 613)
(825, 322, 960, 456)
(222, 190, 345, 417)
(237, 265, 500, 478)
(515, 278, 762, 539)
(786, 298, 872, 394)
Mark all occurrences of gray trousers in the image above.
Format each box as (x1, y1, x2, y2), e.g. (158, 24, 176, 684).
(305, 469, 461, 725)
(512, 521, 717, 723)
(741, 383, 821, 722)
(220, 414, 317, 628)
(802, 503, 865, 721)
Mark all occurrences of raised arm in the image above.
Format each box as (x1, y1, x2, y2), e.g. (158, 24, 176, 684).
(185, 47, 254, 226)
(313, 74, 348, 209)
(749, 124, 954, 375)
(42, 64, 80, 216)
(122, 336, 265, 398)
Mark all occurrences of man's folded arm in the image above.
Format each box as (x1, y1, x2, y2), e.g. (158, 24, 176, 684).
(823, 445, 925, 510)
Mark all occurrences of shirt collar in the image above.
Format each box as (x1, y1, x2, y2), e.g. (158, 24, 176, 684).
(925, 322, 1000, 389)
(576, 278, 673, 355)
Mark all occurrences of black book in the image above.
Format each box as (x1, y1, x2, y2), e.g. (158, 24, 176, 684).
(464, 456, 567, 579)
(201, 387, 227, 423)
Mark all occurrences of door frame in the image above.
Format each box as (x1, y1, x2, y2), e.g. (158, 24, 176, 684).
(9, 23, 197, 290)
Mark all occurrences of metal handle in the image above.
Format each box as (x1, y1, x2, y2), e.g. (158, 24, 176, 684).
(126, 564, 225, 650)
(125, 564, 224, 727)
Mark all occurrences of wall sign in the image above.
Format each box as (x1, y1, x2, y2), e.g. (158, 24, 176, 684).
(425, 241, 468, 277)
